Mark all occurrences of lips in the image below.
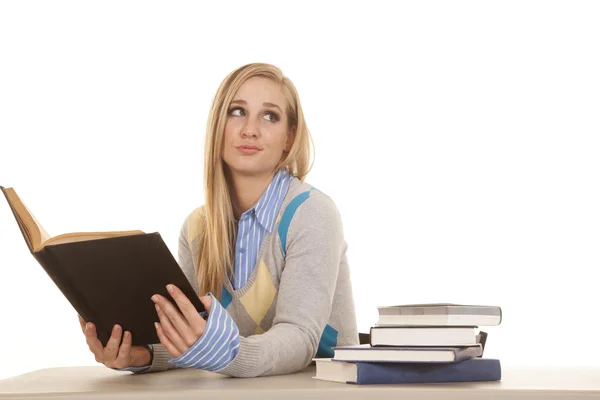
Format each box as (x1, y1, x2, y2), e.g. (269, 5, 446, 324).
(235, 145, 262, 155)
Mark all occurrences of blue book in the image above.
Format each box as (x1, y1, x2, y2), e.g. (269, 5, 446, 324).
(314, 358, 501, 384)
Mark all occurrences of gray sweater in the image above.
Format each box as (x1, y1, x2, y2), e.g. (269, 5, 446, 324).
(146, 177, 359, 377)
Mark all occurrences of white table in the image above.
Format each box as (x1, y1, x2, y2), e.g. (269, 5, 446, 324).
(1, 364, 599, 399)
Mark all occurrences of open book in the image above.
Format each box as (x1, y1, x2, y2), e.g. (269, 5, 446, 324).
(1, 186, 143, 252)
(1, 185, 205, 346)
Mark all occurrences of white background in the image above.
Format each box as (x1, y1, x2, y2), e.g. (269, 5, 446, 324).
(1, 0, 599, 381)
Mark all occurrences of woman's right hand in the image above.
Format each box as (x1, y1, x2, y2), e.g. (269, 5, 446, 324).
(78, 315, 152, 369)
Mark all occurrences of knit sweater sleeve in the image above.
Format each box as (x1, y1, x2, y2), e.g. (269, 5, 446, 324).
(217, 192, 345, 377)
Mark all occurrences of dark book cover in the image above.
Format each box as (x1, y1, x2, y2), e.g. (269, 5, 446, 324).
(34, 233, 204, 346)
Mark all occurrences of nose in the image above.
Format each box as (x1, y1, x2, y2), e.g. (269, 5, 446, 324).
(240, 116, 260, 139)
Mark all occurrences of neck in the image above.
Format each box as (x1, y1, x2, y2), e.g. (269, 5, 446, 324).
(227, 170, 277, 219)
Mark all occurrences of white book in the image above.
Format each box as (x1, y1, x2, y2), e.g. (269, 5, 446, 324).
(370, 326, 477, 346)
(377, 303, 502, 327)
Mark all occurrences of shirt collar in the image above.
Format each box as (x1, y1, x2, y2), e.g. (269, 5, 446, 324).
(241, 168, 291, 233)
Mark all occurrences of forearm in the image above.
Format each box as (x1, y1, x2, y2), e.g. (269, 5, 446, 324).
(217, 323, 317, 377)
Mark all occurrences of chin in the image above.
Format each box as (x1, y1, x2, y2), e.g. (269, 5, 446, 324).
(225, 162, 275, 178)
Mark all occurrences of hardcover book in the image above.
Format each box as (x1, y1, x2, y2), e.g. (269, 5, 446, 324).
(332, 344, 483, 363)
(1, 185, 205, 346)
(314, 357, 502, 384)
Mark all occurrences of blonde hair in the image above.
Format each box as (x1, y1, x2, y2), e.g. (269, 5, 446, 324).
(196, 62, 314, 299)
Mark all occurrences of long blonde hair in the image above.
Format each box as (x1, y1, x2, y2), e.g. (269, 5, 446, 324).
(196, 62, 314, 299)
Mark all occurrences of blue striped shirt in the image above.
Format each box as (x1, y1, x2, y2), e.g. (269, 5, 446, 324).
(167, 168, 292, 371)
(168, 292, 240, 370)
(233, 168, 292, 288)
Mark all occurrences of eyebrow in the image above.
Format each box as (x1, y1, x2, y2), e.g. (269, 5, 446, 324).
(231, 99, 282, 113)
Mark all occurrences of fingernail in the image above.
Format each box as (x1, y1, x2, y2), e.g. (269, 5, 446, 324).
(124, 331, 130, 338)
(167, 285, 174, 293)
(151, 295, 159, 303)
(154, 322, 160, 330)
(155, 304, 160, 312)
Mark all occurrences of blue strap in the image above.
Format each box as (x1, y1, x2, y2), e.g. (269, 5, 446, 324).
(277, 187, 315, 258)
(316, 324, 338, 358)
(221, 285, 233, 309)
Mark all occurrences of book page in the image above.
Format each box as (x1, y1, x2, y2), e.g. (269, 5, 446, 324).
(1, 187, 45, 251)
(24, 202, 51, 244)
(42, 230, 145, 247)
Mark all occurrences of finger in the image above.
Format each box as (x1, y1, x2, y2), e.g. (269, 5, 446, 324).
(103, 324, 123, 366)
(166, 284, 205, 326)
(155, 322, 181, 358)
(165, 287, 205, 341)
(113, 330, 132, 369)
(154, 301, 189, 353)
(199, 295, 212, 314)
(84, 323, 104, 363)
(153, 295, 197, 348)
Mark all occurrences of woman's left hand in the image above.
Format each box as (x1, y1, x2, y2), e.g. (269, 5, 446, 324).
(151, 284, 212, 358)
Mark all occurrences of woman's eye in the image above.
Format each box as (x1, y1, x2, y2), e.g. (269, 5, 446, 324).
(263, 112, 279, 122)
(229, 108, 244, 116)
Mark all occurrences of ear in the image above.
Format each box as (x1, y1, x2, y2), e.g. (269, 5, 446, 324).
(284, 126, 296, 153)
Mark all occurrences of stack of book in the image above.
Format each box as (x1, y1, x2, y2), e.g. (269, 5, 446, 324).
(314, 303, 502, 384)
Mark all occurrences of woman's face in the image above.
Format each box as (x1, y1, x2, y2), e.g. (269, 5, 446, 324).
(222, 76, 293, 179)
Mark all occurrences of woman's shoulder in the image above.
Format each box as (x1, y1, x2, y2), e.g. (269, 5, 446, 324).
(284, 177, 342, 224)
(279, 177, 345, 251)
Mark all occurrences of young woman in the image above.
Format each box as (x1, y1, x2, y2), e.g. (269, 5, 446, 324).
(80, 62, 359, 377)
